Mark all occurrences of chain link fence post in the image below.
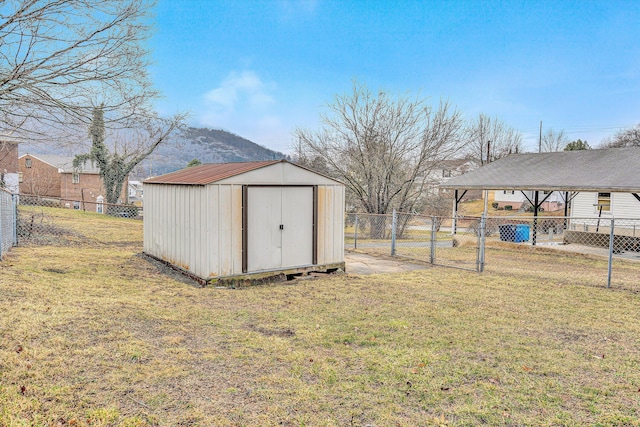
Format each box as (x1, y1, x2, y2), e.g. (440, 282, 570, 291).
(12, 194, 17, 245)
(607, 217, 615, 288)
(477, 215, 486, 272)
(430, 216, 436, 264)
(353, 214, 358, 249)
(391, 209, 397, 256)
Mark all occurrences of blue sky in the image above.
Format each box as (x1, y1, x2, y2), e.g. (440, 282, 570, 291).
(149, 0, 640, 153)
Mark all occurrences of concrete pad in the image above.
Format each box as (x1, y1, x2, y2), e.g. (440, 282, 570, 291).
(344, 251, 429, 275)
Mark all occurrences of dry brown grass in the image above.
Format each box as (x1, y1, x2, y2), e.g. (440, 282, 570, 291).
(1, 209, 640, 426)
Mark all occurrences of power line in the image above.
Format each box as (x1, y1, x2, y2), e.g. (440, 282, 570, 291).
(520, 123, 635, 134)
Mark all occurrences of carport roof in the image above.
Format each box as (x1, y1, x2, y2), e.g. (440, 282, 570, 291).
(440, 147, 640, 193)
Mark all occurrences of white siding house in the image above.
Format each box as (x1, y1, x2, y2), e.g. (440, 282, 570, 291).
(493, 190, 565, 211)
(143, 160, 345, 284)
(570, 192, 640, 219)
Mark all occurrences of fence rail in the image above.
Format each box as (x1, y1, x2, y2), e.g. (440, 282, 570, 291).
(346, 211, 640, 288)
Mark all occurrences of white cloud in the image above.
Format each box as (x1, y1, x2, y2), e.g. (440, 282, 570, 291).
(278, 0, 319, 18)
(203, 70, 275, 113)
(199, 70, 294, 153)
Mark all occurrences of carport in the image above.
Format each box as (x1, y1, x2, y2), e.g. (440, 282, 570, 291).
(441, 147, 640, 246)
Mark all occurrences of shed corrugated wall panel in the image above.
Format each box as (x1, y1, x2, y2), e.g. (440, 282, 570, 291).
(315, 184, 345, 265)
(334, 185, 345, 261)
(317, 186, 327, 264)
(231, 185, 243, 274)
(205, 185, 219, 278)
(218, 185, 233, 276)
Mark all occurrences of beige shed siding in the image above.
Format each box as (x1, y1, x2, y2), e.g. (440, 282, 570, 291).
(216, 184, 243, 277)
(316, 184, 345, 265)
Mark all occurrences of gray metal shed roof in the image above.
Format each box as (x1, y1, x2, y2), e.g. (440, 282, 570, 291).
(440, 147, 640, 193)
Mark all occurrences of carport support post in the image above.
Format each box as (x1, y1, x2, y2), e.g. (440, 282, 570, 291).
(430, 216, 436, 264)
(532, 191, 539, 246)
(391, 209, 397, 256)
(452, 190, 458, 235)
(607, 218, 615, 288)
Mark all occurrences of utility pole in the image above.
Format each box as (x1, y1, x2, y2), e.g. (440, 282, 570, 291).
(538, 121, 542, 153)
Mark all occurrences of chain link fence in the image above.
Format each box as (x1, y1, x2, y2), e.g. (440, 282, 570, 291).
(0, 189, 17, 258)
(345, 212, 480, 271)
(15, 195, 142, 246)
(346, 211, 640, 289)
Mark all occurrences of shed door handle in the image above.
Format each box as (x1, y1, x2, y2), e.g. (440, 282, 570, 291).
(279, 224, 284, 230)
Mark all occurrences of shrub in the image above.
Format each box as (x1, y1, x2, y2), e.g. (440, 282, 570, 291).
(491, 202, 499, 209)
(505, 205, 512, 211)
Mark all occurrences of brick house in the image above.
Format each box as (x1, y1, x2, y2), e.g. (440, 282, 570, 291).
(0, 141, 19, 194)
(18, 153, 128, 212)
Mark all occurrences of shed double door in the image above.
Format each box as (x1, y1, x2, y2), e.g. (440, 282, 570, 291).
(246, 186, 314, 272)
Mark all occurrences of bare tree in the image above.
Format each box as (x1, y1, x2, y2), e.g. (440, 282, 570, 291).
(74, 106, 185, 207)
(294, 81, 466, 219)
(600, 124, 640, 148)
(540, 128, 569, 152)
(465, 114, 524, 165)
(0, 0, 159, 143)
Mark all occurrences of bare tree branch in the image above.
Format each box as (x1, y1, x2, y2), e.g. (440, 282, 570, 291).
(294, 81, 465, 217)
(0, 0, 160, 143)
(465, 113, 524, 164)
(540, 128, 569, 152)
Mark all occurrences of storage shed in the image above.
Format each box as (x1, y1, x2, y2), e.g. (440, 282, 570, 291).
(143, 160, 345, 284)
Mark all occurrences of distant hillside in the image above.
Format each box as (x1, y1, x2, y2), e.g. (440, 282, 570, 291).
(138, 127, 289, 178)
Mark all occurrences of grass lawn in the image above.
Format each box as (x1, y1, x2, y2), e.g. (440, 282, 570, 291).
(1, 209, 640, 426)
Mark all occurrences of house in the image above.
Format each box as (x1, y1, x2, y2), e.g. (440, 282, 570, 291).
(128, 180, 143, 205)
(570, 191, 640, 219)
(18, 153, 128, 212)
(493, 190, 565, 211)
(143, 160, 345, 284)
(0, 141, 19, 194)
(425, 158, 479, 195)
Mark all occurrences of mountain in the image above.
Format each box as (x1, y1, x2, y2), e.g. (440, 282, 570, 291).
(138, 127, 290, 178)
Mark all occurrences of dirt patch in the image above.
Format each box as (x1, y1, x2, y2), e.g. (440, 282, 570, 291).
(345, 251, 430, 275)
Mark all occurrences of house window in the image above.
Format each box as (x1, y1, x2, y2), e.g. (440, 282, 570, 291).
(96, 196, 104, 214)
(442, 169, 452, 178)
(72, 173, 80, 184)
(73, 201, 80, 210)
(503, 190, 515, 195)
(25, 158, 32, 168)
(597, 193, 611, 212)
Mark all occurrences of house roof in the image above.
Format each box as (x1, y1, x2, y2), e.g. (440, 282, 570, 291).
(440, 147, 640, 193)
(144, 160, 283, 185)
(20, 153, 100, 174)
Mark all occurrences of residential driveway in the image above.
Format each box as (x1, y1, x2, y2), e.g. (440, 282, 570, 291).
(344, 251, 429, 275)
